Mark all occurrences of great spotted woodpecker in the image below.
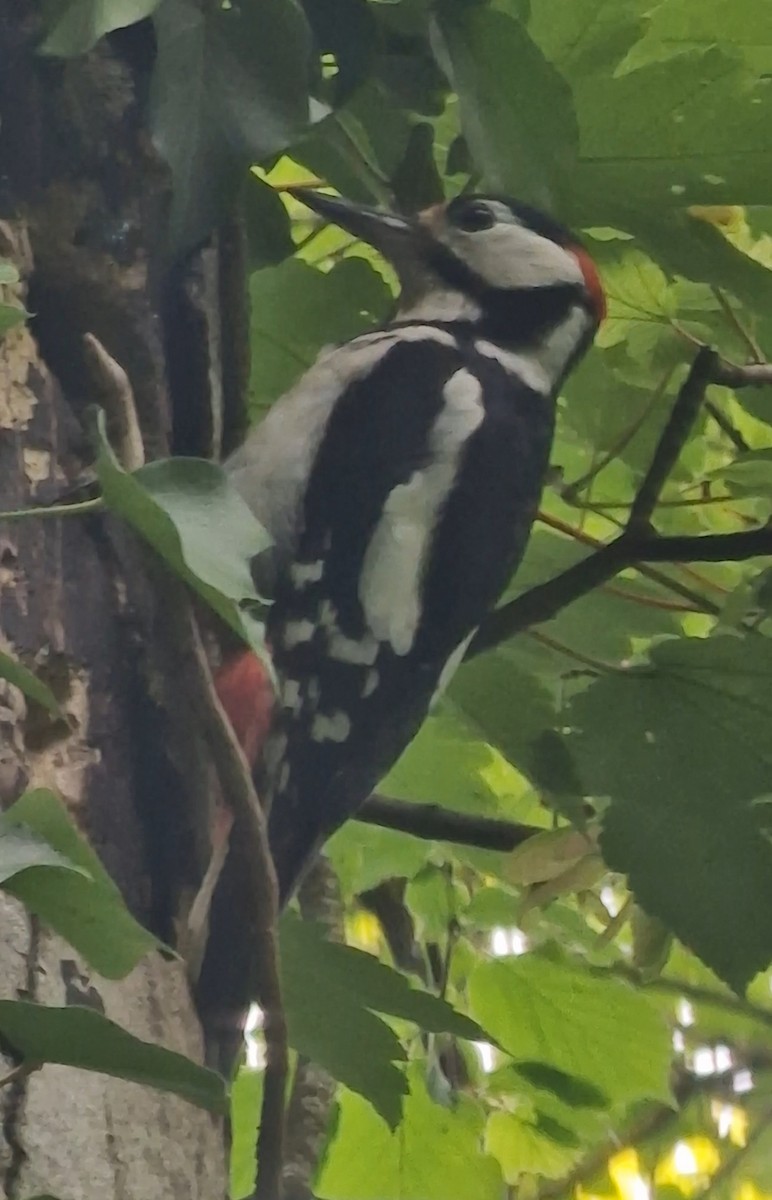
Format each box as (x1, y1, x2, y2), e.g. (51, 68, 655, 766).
(221, 188, 604, 905)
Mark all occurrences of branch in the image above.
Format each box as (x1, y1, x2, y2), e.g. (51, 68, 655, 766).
(628, 346, 720, 531)
(599, 965, 772, 1030)
(473, 348, 772, 656)
(357, 794, 540, 852)
(281, 861, 343, 1200)
(165, 597, 286, 1200)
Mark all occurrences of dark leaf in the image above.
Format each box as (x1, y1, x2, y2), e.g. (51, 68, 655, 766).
(0, 1001, 227, 1112)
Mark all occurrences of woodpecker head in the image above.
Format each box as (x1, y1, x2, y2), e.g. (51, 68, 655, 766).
(289, 188, 605, 349)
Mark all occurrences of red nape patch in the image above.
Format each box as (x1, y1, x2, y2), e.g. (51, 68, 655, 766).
(572, 246, 606, 323)
(214, 650, 275, 769)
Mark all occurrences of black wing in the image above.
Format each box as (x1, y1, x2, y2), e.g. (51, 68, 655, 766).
(262, 331, 553, 903)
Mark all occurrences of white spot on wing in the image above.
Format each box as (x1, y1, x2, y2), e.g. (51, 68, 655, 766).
(278, 762, 291, 792)
(291, 559, 324, 587)
(282, 678, 302, 714)
(359, 369, 485, 655)
(283, 619, 315, 648)
(328, 629, 379, 665)
(362, 668, 379, 697)
(311, 710, 351, 742)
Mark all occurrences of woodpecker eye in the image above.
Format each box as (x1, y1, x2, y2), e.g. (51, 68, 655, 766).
(451, 201, 496, 233)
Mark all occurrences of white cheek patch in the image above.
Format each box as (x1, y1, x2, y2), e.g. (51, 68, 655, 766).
(442, 224, 584, 293)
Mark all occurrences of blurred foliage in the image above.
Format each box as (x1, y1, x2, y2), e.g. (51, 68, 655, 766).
(26, 0, 772, 1198)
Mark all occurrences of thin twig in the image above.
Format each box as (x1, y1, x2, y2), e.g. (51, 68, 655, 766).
(603, 965, 772, 1030)
(712, 286, 765, 363)
(82, 333, 145, 471)
(704, 398, 749, 454)
(473, 347, 772, 655)
(0, 497, 104, 521)
(628, 346, 718, 532)
(0, 1061, 40, 1090)
(527, 628, 617, 673)
(357, 795, 540, 852)
(561, 368, 674, 502)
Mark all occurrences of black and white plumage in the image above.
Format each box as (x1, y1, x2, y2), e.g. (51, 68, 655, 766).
(226, 190, 604, 904)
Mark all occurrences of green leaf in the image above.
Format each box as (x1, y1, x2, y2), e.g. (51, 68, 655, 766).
(527, 0, 644, 83)
(300, 0, 377, 105)
(1, 790, 160, 979)
(0, 823, 89, 885)
(430, 3, 577, 209)
(513, 1062, 607, 1110)
(486, 1109, 581, 1182)
(448, 656, 562, 788)
(568, 48, 772, 225)
(469, 953, 671, 1106)
(617, 0, 772, 77)
(711, 448, 772, 496)
(0, 1001, 226, 1112)
(0, 303, 28, 335)
(243, 174, 295, 272)
(248, 256, 392, 416)
(317, 1066, 503, 1200)
(0, 652, 62, 715)
(230, 1066, 264, 1200)
(40, 0, 159, 56)
(280, 914, 488, 1126)
(565, 635, 772, 991)
(92, 414, 271, 659)
(150, 0, 316, 251)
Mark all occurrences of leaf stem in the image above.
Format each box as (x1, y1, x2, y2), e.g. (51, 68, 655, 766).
(0, 497, 104, 522)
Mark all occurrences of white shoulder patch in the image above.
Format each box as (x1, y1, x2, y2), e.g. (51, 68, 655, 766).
(359, 368, 484, 656)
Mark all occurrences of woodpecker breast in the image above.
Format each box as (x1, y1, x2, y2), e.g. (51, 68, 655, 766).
(224, 190, 603, 903)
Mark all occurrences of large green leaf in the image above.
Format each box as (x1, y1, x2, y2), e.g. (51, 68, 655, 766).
(617, 0, 772, 76)
(0, 1001, 226, 1112)
(93, 415, 271, 659)
(150, 0, 316, 251)
(248, 256, 393, 416)
(40, 0, 159, 56)
(485, 1109, 583, 1182)
(568, 48, 772, 225)
(527, 0, 644, 83)
(0, 823, 88, 885)
(1, 791, 160, 979)
(469, 953, 672, 1106)
(317, 1066, 503, 1200)
(281, 913, 488, 1127)
(430, 3, 577, 209)
(566, 635, 772, 990)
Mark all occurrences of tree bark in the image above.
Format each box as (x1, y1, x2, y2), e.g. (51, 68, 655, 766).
(0, 7, 232, 1196)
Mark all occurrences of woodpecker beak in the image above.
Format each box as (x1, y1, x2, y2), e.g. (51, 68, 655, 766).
(288, 187, 414, 254)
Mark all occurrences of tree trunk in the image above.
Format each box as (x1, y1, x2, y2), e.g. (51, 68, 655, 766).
(0, 6, 233, 1195)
